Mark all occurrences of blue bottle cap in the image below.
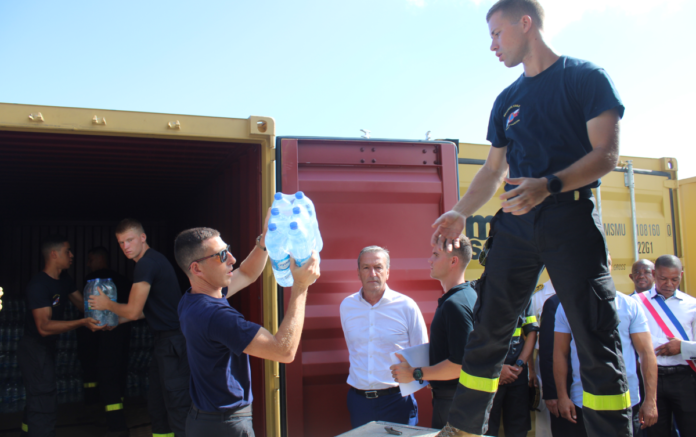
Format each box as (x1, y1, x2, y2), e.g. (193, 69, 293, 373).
(271, 208, 280, 215)
(295, 191, 304, 199)
(274, 193, 283, 200)
(290, 222, 298, 230)
(293, 206, 300, 214)
(268, 223, 277, 231)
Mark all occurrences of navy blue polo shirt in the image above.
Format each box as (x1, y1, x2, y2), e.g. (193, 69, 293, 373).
(487, 56, 624, 191)
(178, 288, 261, 412)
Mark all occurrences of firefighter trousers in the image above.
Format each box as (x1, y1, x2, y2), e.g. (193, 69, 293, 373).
(447, 192, 631, 436)
(17, 335, 57, 437)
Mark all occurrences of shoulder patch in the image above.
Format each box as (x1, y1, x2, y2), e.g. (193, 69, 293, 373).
(534, 284, 544, 293)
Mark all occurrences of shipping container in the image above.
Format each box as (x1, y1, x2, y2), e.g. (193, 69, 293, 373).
(457, 143, 682, 295)
(679, 176, 696, 294)
(0, 103, 276, 435)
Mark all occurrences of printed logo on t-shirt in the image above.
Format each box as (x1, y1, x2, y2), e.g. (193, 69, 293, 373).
(52, 294, 60, 306)
(505, 105, 521, 130)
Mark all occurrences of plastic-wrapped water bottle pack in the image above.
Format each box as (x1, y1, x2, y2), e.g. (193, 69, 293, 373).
(267, 192, 323, 287)
(83, 278, 119, 327)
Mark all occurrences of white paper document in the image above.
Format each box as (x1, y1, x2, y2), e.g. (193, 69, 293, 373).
(390, 343, 430, 397)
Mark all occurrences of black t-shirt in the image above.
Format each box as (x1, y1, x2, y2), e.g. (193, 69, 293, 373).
(429, 282, 477, 391)
(85, 268, 132, 304)
(24, 271, 77, 342)
(133, 248, 182, 332)
(487, 56, 624, 191)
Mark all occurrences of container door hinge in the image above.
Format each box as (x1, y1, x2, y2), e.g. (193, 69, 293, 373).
(168, 120, 181, 130)
(92, 116, 107, 126)
(28, 113, 44, 122)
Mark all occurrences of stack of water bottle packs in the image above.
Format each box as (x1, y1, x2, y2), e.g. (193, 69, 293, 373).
(267, 191, 323, 287)
(126, 320, 153, 398)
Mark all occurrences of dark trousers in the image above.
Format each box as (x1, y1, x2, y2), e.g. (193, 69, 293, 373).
(447, 195, 630, 436)
(486, 372, 531, 437)
(17, 336, 57, 437)
(646, 369, 696, 437)
(77, 324, 131, 432)
(185, 404, 254, 437)
(347, 387, 418, 429)
(431, 387, 456, 429)
(550, 405, 587, 437)
(149, 330, 192, 437)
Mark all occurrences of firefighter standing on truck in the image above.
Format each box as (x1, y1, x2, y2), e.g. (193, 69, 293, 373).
(430, 0, 630, 435)
(18, 235, 103, 437)
(89, 219, 191, 437)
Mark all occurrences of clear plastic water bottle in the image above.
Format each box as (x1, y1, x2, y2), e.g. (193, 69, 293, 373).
(266, 223, 294, 287)
(270, 207, 289, 229)
(83, 279, 95, 320)
(288, 221, 312, 267)
(272, 192, 292, 211)
(294, 191, 323, 252)
(100, 279, 119, 327)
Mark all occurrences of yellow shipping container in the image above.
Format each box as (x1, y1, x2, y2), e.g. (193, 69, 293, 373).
(679, 176, 696, 294)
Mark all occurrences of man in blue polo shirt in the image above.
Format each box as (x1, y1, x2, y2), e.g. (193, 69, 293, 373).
(174, 226, 319, 437)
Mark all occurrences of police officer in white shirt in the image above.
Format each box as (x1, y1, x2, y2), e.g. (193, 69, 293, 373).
(636, 255, 696, 436)
(340, 246, 428, 429)
(531, 280, 556, 437)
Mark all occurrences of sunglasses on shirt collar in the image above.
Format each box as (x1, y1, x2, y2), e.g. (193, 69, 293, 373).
(189, 245, 231, 268)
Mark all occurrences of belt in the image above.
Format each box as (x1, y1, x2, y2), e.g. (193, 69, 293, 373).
(541, 188, 593, 204)
(352, 386, 400, 399)
(191, 404, 252, 417)
(657, 365, 694, 376)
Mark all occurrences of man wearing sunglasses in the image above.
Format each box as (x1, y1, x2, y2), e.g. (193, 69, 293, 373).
(175, 226, 320, 437)
(89, 218, 191, 437)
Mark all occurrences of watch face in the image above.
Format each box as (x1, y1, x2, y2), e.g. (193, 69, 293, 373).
(413, 368, 423, 380)
(549, 177, 562, 194)
(516, 360, 525, 367)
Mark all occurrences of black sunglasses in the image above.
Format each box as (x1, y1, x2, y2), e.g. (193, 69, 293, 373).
(190, 245, 231, 268)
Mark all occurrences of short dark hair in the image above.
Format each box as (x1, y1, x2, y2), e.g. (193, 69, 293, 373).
(174, 227, 221, 274)
(115, 218, 145, 235)
(88, 246, 109, 262)
(448, 236, 473, 270)
(486, 0, 545, 30)
(655, 255, 683, 271)
(42, 235, 69, 260)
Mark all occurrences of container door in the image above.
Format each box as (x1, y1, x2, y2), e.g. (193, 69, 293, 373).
(277, 137, 459, 437)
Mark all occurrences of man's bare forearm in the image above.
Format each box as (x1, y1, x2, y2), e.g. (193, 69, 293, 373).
(38, 319, 86, 337)
(518, 332, 536, 364)
(639, 349, 658, 405)
(106, 301, 142, 321)
(422, 359, 461, 382)
(272, 284, 308, 362)
(553, 350, 570, 399)
(454, 162, 507, 217)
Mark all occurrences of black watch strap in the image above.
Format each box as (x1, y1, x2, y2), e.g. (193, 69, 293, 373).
(545, 174, 563, 195)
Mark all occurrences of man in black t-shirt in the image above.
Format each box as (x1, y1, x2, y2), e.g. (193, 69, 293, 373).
(89, 219, 190, 437)
(18, 235, 102, 437)
(77, 246, 133, 437)
(390, 236, 477, 429)
(431, 1, 628, 436)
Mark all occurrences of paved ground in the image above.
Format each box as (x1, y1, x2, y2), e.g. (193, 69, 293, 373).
(0, 397, 152, 437)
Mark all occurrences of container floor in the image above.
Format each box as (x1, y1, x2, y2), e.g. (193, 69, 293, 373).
(0, 396, 151, 437)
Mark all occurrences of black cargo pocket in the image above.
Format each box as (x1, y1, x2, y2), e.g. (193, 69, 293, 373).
(163, 335, 190, 393)
(587, 274, 619, 332)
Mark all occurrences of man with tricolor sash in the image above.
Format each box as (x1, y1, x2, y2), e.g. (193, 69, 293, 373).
(634, 255, 696, 436)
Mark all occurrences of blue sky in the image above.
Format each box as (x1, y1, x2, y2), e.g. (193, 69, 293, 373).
(1, 0, 694, 178)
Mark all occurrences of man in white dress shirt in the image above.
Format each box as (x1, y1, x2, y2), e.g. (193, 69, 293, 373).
(340, 246, 428, 428)
(635, 255, 696, 436)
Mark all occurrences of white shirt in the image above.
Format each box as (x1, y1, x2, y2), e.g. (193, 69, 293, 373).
(556, 292, 649, 407)
(340, 286, 428, 390)
(633, 288, 696, 367)
(532, 280, 556, 349)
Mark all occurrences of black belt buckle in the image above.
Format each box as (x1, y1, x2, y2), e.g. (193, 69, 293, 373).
(365, 390, 378, 399)
(385, 426, 403, 435)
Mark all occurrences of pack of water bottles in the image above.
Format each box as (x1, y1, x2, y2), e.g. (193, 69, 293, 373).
(267, 191, 323, 287)
(83, 278, 118, 327)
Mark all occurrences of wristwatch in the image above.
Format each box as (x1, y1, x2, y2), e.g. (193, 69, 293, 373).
(413, 367, 424, 384)
(256, 235, 266, 251)
(515, 359, 525, 368)
(545, 174, 563, 195)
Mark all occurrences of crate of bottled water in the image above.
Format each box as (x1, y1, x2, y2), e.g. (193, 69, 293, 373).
(267, 192, 323, 287)
(83, 278, 119, 327)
